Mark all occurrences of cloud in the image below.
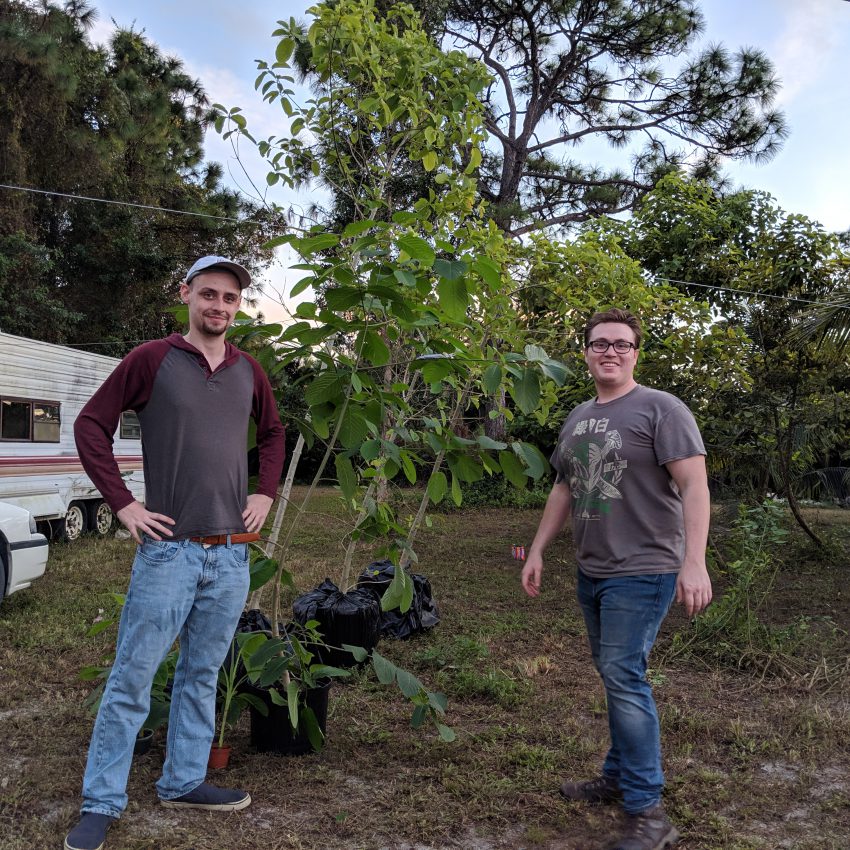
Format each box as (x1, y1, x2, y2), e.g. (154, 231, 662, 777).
(771, 0, 848, 106)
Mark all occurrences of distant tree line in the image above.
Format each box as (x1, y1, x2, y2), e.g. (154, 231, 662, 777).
(0, 0, 281, 354)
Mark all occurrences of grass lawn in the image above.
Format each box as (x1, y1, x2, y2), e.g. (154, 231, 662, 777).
(1, 487, 848, 850)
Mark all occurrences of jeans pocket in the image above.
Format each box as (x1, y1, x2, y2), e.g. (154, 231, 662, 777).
(137, 538, 182, 565)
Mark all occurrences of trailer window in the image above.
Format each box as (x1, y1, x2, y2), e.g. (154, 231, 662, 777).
(120, 411, 141, 440)
(33, 403, 61, 442)
(1, 399, 30, 440)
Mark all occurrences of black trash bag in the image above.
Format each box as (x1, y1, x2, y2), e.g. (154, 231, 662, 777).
(292, 578, 381, 668)
(237, 608, 272, 634)
(357, 559, 441, 639)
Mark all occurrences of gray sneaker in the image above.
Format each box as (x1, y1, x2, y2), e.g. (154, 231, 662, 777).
(559, 773, 621, 804)
(64, 813, 115, 850)
(609, 803, 680, 850)
(160, 782, 251, 812)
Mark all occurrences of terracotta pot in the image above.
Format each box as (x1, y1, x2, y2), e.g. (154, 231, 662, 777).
(207, 743, 231, 769)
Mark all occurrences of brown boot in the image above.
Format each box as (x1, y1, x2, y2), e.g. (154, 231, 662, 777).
(559, 773, 621, 804)
(609, 803, 679, 850)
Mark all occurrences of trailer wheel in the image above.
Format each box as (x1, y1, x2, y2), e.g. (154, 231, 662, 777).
(88, 500, 114, 536)
(64, 502, 87, 542)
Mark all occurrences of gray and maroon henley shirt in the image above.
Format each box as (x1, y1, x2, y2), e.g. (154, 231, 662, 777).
(75, 333, 285, 539)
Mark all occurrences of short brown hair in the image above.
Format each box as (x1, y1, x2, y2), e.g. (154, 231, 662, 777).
(584, 308, 642, 348)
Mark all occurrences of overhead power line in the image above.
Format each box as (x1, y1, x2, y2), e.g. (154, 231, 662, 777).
(2, 183, 848, 312)
(0, 183, 249, 224)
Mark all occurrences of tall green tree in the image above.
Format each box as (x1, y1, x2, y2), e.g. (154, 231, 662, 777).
(610, 175, 850, 537)
(417, 0, 787, 235)
(0, 0, 279, 351)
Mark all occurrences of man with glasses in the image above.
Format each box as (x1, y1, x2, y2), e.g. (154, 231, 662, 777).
(521, 308, 711, 850)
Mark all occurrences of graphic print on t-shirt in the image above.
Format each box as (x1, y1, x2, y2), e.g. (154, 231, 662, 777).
(564, 417, 628, 520)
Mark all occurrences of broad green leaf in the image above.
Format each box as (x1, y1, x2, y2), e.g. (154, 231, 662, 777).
(433, 258, 467, 281)
(515, 441, 548, 480)
(540, 358, 569, 386)
(309, 665, 351, 679)
(335, 454, 358, 503)
(482, 363, 501, 394)
(338, 409, 371, 449)
(381, 566, 413, 614)
(393, 269, 417, 287)
(289, 276, 314, 298)
(499, 450, 527, 488)
(325, 287, 365, 311)
(422, 150, 438, 171)
(450, 473, 462, 506)
(305, 371, 345, 406)
(362, 330, 390, 367)
(395, 669, 423, 699)
(510, 368, 540, 415)
(360, 439, 380, 461)
(275, 37, 294, 65)
(426, 470, 447, 504)
(448, 454, 483, 483)
(342, 220, 376, 238)
(437, 278, 468, 321)
(341, 643, 368, 663)
(286, 680, 299, 729)
(411, 704, 427, 728)
(427, 691, 448, 713)
(477, 435, 507, 451)
(524, 343, 548, 363)
(371, 650, 396, 685)
(248, 557, 278, 592)
(294, 233, 339, 255)
(472, 256, 501, 288)
(301, 705, 324, 751)
(437, 723, 456, 742)
(400, 450, 416, 484)
(419, 357, 453, 384)
(397, 235, 435, 266)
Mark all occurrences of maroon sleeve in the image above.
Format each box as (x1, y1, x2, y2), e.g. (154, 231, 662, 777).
(246, 354, 286, 499)
(74, 340, 170, 513)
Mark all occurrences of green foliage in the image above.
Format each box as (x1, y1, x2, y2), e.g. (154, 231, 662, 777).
(667, 501, 817, 673)
(612, 174, 850, 509)
(450, 475, 549, 510)
(401, 0, 785, 234)
(0, 0, 279, 350)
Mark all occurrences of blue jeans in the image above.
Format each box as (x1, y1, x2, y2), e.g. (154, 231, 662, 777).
(576, 570, 677, 815)
(81, 537, 249, 817)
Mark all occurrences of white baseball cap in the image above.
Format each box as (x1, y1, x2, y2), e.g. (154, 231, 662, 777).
(185, 255, 252, 289)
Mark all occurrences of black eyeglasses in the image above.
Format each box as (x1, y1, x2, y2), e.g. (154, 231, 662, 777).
(586, 340, 638, 354)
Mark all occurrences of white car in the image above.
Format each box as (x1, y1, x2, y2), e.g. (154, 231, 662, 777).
(0, 501, 49, 602)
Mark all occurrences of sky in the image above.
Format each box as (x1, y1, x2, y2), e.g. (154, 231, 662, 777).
(84, 0, 850, 323)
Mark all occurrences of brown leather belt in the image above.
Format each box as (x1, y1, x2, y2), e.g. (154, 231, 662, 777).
(189, 533, 260, 545)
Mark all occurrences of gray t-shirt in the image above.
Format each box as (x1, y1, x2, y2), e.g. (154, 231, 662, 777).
(550, 385, 705, 578)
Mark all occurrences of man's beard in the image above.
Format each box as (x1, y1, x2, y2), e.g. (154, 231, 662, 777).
(201, 316, 228, 336)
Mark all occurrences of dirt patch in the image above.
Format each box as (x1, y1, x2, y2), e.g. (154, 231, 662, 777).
(0, 488, 848, 850)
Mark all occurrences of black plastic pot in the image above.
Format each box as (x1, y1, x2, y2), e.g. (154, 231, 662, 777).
(292, 579, 381, 667)
(247, 681, 331, 756)
(134, 727, 154, 756)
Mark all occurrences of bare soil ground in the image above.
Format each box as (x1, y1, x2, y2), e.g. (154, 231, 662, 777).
(0, 489, 848, 850)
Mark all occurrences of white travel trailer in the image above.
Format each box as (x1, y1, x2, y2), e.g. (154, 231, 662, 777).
(0, 331, 144, 540)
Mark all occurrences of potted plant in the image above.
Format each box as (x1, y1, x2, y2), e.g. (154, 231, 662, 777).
(209, 632, 270, 768)
(237, 620, 352, 755)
